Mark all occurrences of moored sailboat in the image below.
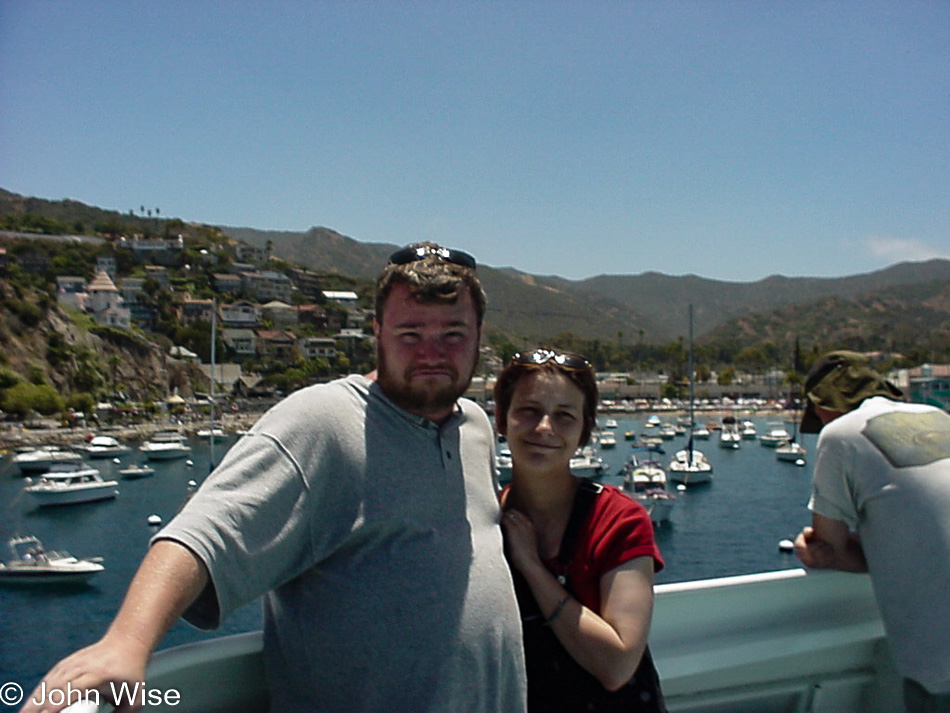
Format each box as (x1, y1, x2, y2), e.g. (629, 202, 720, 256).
(669, 305, 712, 486)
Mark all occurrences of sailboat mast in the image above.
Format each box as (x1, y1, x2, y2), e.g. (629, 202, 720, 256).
(688, 303, 694, 459)
(209, 298, 216, 472)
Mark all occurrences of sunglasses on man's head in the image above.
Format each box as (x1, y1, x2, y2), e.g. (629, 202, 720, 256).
(388, 245, 477, 269)
(511, 349, 592, 372)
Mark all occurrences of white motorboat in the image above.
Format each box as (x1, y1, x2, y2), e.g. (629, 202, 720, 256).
(776, 439, 807, 463)
(197, 424, 227, 440)
(119, 463, 156, 478)
(74, 435, 133, 459)
(570, 446, 607, 479)
(740, 420, 758, 439)
(759, 421, 791, 447)
(668, 446, 713, 485)
(23, 463, 119, 506)
(0, 535, 104, 585)
(718, 415, 741, 449)
(136, 569, 902, 713)
(604, 418, 619, 429)
(140, 431, 192, 461)
(621, 452, 675, 524)
(657, 423, 677, 440)
(11, 446, 84, 474)
(598, 431, 617, 449)
(691, 423, 711, 440)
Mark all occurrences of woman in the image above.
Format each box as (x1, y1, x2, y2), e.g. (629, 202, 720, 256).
(495, 348, 666, 713)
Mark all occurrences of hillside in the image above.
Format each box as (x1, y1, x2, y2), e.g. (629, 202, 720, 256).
(3, 187, 950, 361)
(223, 220, 950, 349)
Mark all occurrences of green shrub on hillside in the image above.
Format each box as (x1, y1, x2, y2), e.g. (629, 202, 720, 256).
(0, 366, 24, 389)
(2, 381, 65, 417)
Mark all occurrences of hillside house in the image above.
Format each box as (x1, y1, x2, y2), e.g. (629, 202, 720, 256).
(261, 300, 298, 328)
(241, 271, 294, 302)
(295, 303, 329, 331)
(212, 273, 242, 296)
(220, 301, 259, 328)
(222, 328, 257, 358)
(323, 290, 359, 310)
(298, 336, 337, 361)
(56, 276, 88, 310)
(181, 298, 216, 325)
(255, 330, 297, 361)
(87, 270, 131, 329)
(234, 243, 267, 263)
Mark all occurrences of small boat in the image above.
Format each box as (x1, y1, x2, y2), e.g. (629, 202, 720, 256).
(623, 430, 638, 441)
(691, 423, 711, 440)
(718, 415, 741, 449)
(644, 414, 662, 429)
(668, 446, 713, 485)
(759, 421, 791, 447)
(658, 423, 677, 440)
(0, 536, 104, 585)
(775, 439, 807, 463)
(23, 463, 119, 506)
(604, 418, 619, 429)
(598, 431, 617, 449)
(740, 420, 758, 439)
(11, 446, 84, 474)
(197, 423, 227, 440)
(570, 446, 607, 479)
(621, 451, 675, 524)
(119, 463, 156, 479)
(74, 434, 132, 459)
(140, 430, 192, 461)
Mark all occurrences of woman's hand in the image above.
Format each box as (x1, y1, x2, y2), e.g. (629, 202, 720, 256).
(502, 509, 542, 575)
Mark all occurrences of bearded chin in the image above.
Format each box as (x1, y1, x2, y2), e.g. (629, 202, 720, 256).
(377, 354, 475, 416)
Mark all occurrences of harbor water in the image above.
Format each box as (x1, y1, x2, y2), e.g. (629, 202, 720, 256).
(0, 415, 818, 694)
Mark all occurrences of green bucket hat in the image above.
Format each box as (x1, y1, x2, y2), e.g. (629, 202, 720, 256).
(800, 350, 903, 434)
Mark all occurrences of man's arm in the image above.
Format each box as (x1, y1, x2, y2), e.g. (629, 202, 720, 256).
(794, 512, 868, 573)
(21, 540, 209, 713)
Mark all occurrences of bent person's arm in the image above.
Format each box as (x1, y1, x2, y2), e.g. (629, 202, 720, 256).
(795, 513, 868, 573)
(21, 540, 209, 713)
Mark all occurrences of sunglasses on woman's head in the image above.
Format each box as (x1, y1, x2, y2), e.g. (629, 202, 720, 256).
(511, 349, 592, 371)
(387, 245, 477, 269)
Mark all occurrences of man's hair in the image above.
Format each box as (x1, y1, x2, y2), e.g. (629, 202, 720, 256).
(375, 242, 487, 326)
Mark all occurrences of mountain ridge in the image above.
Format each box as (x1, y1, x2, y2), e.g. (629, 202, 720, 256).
(2, 188, 948, 352)
(223, 221, 950, 345)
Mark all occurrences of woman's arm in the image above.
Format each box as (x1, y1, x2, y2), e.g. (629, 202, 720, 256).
(542, 557, 655, 691)
(504, 508, 656, 690)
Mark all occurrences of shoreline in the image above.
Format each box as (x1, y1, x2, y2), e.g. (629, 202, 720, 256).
(0, 411, 265, 451)
(1, 405, 795, 451)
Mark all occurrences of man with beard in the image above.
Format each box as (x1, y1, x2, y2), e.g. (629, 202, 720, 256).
(22, 243, 527, 713)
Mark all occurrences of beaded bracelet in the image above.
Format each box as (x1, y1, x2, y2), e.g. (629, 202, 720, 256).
(544, 595, 572, 626)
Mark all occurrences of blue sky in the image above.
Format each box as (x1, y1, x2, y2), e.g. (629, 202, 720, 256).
(1, 1, 948, 282)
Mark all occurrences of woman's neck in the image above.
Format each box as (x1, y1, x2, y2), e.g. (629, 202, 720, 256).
(506, 469, 577, 518)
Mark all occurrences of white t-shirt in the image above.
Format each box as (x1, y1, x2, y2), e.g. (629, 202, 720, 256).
(810, 396, 950, 692)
